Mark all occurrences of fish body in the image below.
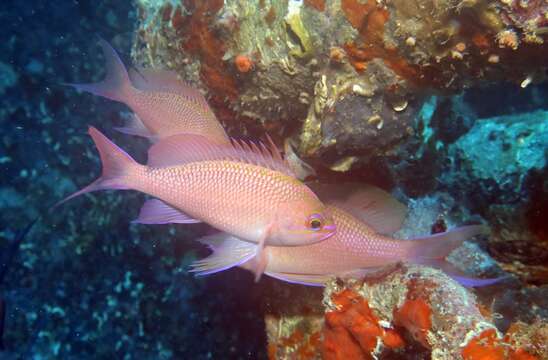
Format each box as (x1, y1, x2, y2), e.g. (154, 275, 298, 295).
(69, 41, 325, 180)
(62, 127, 335, 248)
(259, 206, 488, 276)
(68, 40, 228, 144)
(262, 205, 412, 274)
(192, 202, 494, 286)
(137, 161, 329, 245)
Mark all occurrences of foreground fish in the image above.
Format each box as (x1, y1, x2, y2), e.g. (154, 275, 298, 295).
(60, 128, 336, 276)
(190, 184, 498, 286)
(67, 40, 228, 144)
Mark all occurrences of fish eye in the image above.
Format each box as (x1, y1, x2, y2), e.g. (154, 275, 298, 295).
(307, 214, 323, 231)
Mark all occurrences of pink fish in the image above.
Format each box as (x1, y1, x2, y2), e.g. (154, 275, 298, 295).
(190, 184, 499, 286)
(67, 40, 228, 144)
(70, 40, 322, 180)
(60, 127, 336, 278)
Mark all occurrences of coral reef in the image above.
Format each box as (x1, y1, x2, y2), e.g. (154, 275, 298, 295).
(322, 265, 501, 359)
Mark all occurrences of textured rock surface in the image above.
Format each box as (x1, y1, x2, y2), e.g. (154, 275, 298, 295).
(132, 0, 548, 171)
(442, 109, 548, 284)
(262, 281, 324, 359)
(449, 110, 547, 205)
(323, 265, 501, 359)
(264, 265, 546, 360)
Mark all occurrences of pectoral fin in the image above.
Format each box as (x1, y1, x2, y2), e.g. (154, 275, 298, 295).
(133, 199, 201, 225)
(253, 229, 270, 282)
(190, 233, 256, 276)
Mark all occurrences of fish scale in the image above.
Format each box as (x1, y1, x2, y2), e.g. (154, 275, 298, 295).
(265, 206, 410, 274)
(130, 90, 226, 141)
(136, 161, 328, 243)
(143, 161, 303, 217)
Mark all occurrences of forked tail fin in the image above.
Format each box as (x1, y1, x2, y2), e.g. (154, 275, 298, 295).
(64, 39, 133, 103)
(56, 126, 139, 206)
(407, 225, 489, 261)
(407, 225, 505, 287)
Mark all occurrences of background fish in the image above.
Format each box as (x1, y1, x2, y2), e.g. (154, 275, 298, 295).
(68, 40, 324, 180)
(66, 40, 229, 144)
(60, 127, 336, 277)
(190, 184, 498, 286)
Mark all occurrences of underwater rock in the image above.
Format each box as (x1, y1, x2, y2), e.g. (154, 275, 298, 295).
(302, 59, 422, 170)
(492, 286, 548, 332)
(263, 264, 545, 359)
(133, 0, 547, 172)
(441, 109, 548, 283)
(322, 265, 544, 360)
(262, 280, 324, 359)
(323, 265, 494, 359)
(449, 109, 547, 205)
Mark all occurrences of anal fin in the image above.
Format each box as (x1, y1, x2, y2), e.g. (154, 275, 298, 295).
(265, 272, 330, 286)
(418, 259, 508, 287)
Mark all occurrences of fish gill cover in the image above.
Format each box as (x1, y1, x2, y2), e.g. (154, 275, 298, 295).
(0, 0, 547, 359)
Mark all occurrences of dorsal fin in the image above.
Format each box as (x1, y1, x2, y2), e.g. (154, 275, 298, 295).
(308, 182, 407, 235)
(284, 139, 316, 180)
(147, 133, 296, 177)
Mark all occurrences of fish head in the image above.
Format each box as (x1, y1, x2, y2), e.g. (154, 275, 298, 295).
(269, 197, 336, 246)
